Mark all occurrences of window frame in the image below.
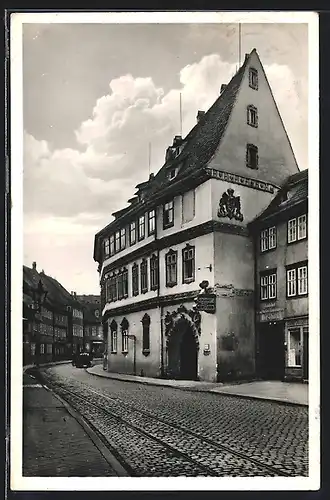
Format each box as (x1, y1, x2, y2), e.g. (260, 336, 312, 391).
(287, 327, 302, 367)
(103, 238, 110, 259)
(246, 143, 259, 169)
(121, 318, 129, 353)
(110, 320, 117, 353)
(110, 234, 115, 256)
(286, 261, 308, 298)
(138, 214, 145, 241)
(247, 105, 258, 128)
(120, 227, 126, 250)
(148, 209, 156, 236)
(129, 221, 137, 246)
(287, 214, 307, 244)
(259, 269, 277, 301)
(260, 226, 277, 253)
(142, 313, 151, 355)
(150, 254, 159, 291)
(140, 259, 148, 294)
(114, 230, 120, 253)
(132, 262, 139, 296)
(182, 244, 195, 284)
(165, 249, 178, 287)
(249, 67, 259, 90)
(163, 200, 174, 229)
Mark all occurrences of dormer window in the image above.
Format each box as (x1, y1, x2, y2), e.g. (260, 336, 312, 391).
(168, 168, 177, 180)
(249, 68, 258, 90)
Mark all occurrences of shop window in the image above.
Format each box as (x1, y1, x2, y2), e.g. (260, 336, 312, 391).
(142, 313, 151, 355)
(182, 244, 195, 283)
(287, 328, 302, 367)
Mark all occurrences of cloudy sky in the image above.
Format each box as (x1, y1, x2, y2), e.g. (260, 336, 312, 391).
(22, 21, 308, 294)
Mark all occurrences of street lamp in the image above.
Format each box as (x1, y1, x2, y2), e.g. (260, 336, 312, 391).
(30, 279, 48, 367)
(128, 334, 137, 376)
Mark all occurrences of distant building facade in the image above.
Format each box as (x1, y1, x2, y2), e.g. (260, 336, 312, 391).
(23, 264, 93, 365)
(77, 295, 104, 356)
(93, 49, 307, 383)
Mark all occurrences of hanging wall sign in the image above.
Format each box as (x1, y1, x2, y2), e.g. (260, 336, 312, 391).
(195, 293, 216, 313)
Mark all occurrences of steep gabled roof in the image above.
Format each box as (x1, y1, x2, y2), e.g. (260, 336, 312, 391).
(250, 169, 308, 225)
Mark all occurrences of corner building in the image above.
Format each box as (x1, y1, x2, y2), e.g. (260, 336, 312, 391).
(93, 49, 300, 382)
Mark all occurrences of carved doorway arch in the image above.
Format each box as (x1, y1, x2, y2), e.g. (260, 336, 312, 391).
(165, 305, 200, 380)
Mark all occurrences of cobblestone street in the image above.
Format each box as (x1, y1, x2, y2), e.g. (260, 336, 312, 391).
(24, 363, 309, 478)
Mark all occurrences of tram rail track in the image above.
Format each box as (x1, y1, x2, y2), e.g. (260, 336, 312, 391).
(42, 374, 296, 477)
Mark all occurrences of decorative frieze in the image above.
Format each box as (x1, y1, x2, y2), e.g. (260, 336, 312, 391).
(206, 167, 277, 194)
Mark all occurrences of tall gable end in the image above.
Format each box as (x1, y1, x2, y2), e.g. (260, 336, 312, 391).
(208, 49, 299, 186)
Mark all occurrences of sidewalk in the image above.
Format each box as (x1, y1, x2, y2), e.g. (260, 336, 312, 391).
(23, 372, 128, 476)
(87, 364, 308, 406)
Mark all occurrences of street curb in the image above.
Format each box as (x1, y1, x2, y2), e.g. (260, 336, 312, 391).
(41, 382, 130, 477)
(86, 368, 308, 408)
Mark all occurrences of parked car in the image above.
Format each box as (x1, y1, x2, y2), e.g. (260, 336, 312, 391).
(75, 352, 92, 368)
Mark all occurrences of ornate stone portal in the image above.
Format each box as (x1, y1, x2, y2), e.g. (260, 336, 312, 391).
(217, 188, 244, 222)
(164, 304, 201, 350)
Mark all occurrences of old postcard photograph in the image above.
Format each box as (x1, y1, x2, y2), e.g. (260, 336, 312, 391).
(10, 10, 320, 491)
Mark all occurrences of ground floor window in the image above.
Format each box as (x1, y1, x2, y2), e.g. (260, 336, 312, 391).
(287, 327, 302, 367)
(40, 343, 45, 354)
(46, 344, 52, 354)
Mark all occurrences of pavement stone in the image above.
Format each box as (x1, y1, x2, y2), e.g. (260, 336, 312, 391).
(23, 372, 126, 477)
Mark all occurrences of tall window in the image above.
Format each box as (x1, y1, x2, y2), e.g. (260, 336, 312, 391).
(117, 271, 124, 300)
(260, 270, 277, 300)
(182, 190, 195, 224)
(129, 221, 136, 246)
(110, 274, 117, 301)
(182, 244, 195, 283)
(110, 320, 117, 353)
(260, 226, 277, 252)
(140, 259, 148, 293)
(103, 238, 110, 259)
(247, 105, 258, 127)
(288, 214, 307, 243)
(110, 234, 115, 256)
(132, 263, 139, 296)
(246, 144, 258, 169)
(163, 200, 174, 228)
(249, 67, 258, 90)
(148, 209, 156, 235)
(120, 228, 126, 250)
(123, 268, 128, 297)
(121, 318, 129, 353)
(115, 231, 120, 252)
(106, 277, 111, 302)
(287, 262, 308, 297)
(138, 214, 145, 241)
(165, 249, 178, 287)
(150, 254, 159, 290)
(142, 313, 150, 355)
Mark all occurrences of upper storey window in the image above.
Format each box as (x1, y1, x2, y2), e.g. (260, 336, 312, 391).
(129, 221, 136, 246)
(247, 105, 258, 128)
(246, 144, 258, 170)
(120, 228, 126, 250)
(110, 234, 115, 256)
(249, 67, 258, 90)
(288, 214, 307, 244)
(148, 209, 156, 236)
(138, 214, 145, 241)
(103, 238, 110, 259)
(260, 226, 277, 252)
(163, 200, 174, 229)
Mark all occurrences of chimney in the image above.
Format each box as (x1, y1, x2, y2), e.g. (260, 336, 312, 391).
(32, 261, 37, 270)
(245, 53, 249, 62)
(172, 135, 182, 147)
(149, 173, 154, 181)
(220, 84, 227, 94)
(196, 110, 205, 122)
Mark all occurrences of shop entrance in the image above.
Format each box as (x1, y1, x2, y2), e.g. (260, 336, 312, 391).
(258, 322, 285, 380)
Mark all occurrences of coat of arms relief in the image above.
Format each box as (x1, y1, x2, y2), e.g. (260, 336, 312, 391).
(217, 188, 244, 222)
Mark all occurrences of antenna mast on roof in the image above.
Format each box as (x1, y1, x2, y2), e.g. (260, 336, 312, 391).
(148, 142, 151, 176)
(179, 92, 183, 137)
(238, 22, 242, 67)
